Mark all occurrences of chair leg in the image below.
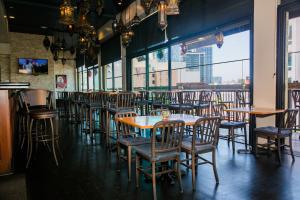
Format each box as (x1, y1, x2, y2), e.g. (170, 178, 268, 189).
(231, 128, 235, 152)
(289, 135, 295, 162)
(116, 142, 121, 173)
(152, 162, 157, 200)
(136, 155, 140, 188)
(127, 146, 132, 182)
(191, 154, 196, 191)
(212, 149, 219, 183)
(177, 157, 183, 193)
(243, 126, 247, 150)
(185, 152, 189, 167)
(255, 135, 258, 157)
(26, 119, 34, 168)
(106, 111, 110, 147)
(277, 139, 282, 164)
(227, 129, 230, 146)
(50, 118, 59, 166)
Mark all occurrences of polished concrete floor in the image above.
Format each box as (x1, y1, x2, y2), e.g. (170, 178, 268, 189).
(24, 120, 300, 200)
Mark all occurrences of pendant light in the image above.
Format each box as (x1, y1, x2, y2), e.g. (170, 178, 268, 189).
(215, 31, 224, 48)
(166, 0, 180, 15)
(131, 0, 141, 27)
(158, 1, 167, 30)
(141, 0, 154, 15)
(59, 0, 74, 25)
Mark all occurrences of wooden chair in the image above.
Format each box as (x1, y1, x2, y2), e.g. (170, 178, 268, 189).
(213, 103, 248, 152)
(115, 111, 149, 181)
(254, 109, 298, 164)
(169, 91, 195, 114)
(106, 92, 136, 148)
(291, 90, 300, 132)
(181, 117, 221, 190)
(135, 120, 185, 200)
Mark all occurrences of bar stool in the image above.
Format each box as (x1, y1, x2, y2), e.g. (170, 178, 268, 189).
(20, 90, 60, 168)
(26, 110, 59, 168)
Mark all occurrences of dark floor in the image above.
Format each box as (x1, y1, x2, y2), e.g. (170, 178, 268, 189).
(0, 174, 27, 200)
(20, 120, 300, 200)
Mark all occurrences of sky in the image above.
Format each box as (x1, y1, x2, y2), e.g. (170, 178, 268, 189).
(212, 30, 250, 83)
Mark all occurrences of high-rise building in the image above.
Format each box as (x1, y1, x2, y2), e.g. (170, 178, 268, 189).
(185, 46, 213, 84)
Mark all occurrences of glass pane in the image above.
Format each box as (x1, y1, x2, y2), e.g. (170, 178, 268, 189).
(171, 31, 250, 89)
(105, 64, 113, 90)
(82, 70, 87, 91)
(132, 55, 146, 91)
(78, 72, 82, 91)
(94, 67, 99, 90)
(148, 48, 169, 90)
(88, 69, 94, 90)
(114, 60, 122, 90)
(288, 16, 300, 83)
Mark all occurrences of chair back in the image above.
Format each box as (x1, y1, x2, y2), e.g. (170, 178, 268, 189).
(115, 111, 138, 138)
(192, 117, 221, 148)
(291, 90, 300, 107)
(213, 103, 246, 122)
(151, 120, 185, 159)
(116, 92, 136, 109)
(236, 90, 249, 107)
(280, 109, 298, 129)
(20, 89, 53, 112)
(181, 91, 195, 105)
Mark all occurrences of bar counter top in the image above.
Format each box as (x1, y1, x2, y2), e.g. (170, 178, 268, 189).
(0, 82, 30, 89)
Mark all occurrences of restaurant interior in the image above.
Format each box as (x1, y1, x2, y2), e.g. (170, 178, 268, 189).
(0, 0, 300, 199)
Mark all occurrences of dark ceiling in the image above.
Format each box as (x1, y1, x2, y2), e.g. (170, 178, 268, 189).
(3, 0, 132, 35)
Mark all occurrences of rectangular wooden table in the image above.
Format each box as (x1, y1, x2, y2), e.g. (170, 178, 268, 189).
(224, 107, 285, 153)
(117, 114, 201, 129)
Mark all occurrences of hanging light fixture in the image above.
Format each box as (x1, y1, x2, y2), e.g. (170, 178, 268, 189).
(96, 0, 104, 16)
(158, 1, 168, 30)
(43, 35, 50, 50)
(166, 0, 180, 15)
(141, 0, 154, 15)
(215, 31, 224, 48)
(59, 0, 75, 25)
(112, 18, 119, 33)
(131, 1, 141, 27)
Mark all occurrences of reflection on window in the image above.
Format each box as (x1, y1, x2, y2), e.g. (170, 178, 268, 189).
(94, 67, 99, 90)
(132, 55, 146, 91)
(106, 64, 113, 90)
(88, 68, 94, 90)
(114, 60, 122, 90)
(82, 70, 87, 91)
(149, 48, 168, 90)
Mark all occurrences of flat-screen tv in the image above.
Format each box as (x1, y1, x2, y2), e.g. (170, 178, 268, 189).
(18, 58, 48, 75)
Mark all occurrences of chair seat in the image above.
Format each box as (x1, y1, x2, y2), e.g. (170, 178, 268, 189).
(220, 121, 247, 128)
(169, 104, 194, 110)
(29, 110, 57, 119)
(107, 107, 134, 115)
(86, 102, 102, 109)
(193, 103, 210, 109)
(181, 141, 214, 154)
(134, 144, 180, 162)
(254, 126, 292, 137)
(118, 136, 150, 146)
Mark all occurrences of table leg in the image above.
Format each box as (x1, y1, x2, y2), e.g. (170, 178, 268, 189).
(237, 114, 256, 154)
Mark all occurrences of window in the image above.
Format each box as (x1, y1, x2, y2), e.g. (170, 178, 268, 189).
(88, 67, 94, 90)
(148, 48, 169, 90)
(288, 25, 292, 41)
(132, 55, 146, 91)
(114, 60, 122, 90)
(82, 69, 87, 91)
(171, 30, 250, 88)
(288, 53, 292, 66)
(94, 67, 100, 90)
(105, 64, 113, 91)
(78, 67, 83, 91)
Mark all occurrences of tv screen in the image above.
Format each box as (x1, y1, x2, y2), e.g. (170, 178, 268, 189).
(18, 58, 48, 75)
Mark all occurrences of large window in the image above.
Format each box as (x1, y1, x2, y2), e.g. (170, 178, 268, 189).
(82, 69, 87, 91)
(94, 67, 99, 90)
(105, 63, 113, 91)
(114, 60, 122, 90)
(148, 48, 169, 90)
(132, 55, 146, 91)
(88, 67, 94, 91)
(77, 65, 100, 91)
(288, 16, 300, 83)
(171, 30, 250, 88)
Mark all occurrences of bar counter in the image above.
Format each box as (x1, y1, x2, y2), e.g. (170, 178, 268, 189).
(0, 82, 29, 174)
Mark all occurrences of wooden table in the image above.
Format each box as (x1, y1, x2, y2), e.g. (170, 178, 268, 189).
(224, 107, 285, 153)
(117, 114, 201, 129)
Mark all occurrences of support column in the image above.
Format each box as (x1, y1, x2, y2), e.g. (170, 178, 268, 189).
(253, 0, 279, 126)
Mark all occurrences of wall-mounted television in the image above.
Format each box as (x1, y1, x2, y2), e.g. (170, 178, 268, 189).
(18, 58, 48, 75)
